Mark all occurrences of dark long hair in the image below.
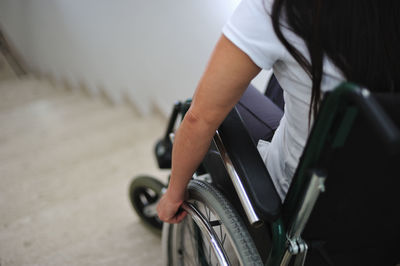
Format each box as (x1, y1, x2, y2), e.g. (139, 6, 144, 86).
(271, 0, 400, 118)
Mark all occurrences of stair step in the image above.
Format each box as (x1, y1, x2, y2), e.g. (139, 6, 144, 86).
(0, 77, 167, 266)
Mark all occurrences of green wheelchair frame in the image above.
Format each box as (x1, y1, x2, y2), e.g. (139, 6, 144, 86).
(130, 82, 400, 265)
(268, 82, 399, 265)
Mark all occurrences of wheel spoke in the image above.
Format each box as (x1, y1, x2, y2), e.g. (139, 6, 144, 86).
(222, 231, 227, 246)
(208, 240, 211, 264)
(179, 222, 196, 265)
(139, 194, 148, 205)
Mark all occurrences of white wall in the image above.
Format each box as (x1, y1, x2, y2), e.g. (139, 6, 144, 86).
(0, 0, 269, 115)
(0, 0, 29, 62)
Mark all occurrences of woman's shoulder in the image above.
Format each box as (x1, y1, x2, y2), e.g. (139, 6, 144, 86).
(223, 0, 285, 70)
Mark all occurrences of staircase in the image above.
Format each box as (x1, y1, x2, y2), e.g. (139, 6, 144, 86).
(0, 51, 16, 81)
(0, 65, 168, 265)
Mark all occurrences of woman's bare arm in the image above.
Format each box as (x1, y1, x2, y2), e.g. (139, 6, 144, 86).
(157, 34, 261, 223)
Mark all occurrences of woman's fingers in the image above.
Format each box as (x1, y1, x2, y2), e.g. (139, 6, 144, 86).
(169, 209, 188, 224)
(157, 192, 183, 223)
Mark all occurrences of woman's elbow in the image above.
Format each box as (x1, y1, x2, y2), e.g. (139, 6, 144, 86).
(184, 107, 220, 133)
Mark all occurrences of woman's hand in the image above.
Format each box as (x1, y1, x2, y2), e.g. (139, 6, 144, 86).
(157, 189, 187, 224)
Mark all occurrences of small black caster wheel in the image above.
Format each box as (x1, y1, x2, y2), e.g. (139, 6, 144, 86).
(129, 175, 166, 233)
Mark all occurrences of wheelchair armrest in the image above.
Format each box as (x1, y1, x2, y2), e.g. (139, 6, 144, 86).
(218, 107, 282, 222)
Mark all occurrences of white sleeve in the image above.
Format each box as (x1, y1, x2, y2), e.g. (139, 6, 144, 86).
(222, 0, 285, 70)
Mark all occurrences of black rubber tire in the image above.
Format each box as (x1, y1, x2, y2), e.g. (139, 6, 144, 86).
(167, 179, 263, 266)
(129, 175, 166, 233)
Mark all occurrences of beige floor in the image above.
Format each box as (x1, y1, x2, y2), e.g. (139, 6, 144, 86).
(0, 77, 169, 266)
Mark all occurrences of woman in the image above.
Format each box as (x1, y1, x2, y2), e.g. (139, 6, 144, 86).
(157, 0, 400, 224)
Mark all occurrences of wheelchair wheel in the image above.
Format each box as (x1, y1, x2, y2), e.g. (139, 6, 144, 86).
(167, 179, 263, 266)
(129, 175, 165, 233)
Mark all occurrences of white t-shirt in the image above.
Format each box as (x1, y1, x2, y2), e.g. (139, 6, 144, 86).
(223, 0, 344, 201)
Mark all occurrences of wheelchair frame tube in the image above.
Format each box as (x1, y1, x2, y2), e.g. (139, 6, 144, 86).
(277, 171, 326, 266)
(287, 171, 326, 239)
(163, 102, 182, 141)
(213, 131, 262, 226)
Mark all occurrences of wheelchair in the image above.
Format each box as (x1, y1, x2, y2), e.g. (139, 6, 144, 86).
(129, 81, 400, 266)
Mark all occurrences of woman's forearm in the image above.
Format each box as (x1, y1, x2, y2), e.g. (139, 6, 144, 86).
(157, 34, 261, 223)
(165, 109, 217, 203)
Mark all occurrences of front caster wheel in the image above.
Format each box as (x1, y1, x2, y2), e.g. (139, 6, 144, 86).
(129, 175, 166, 233)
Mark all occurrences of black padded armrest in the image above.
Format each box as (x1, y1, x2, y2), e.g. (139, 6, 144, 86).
(218, 107, 282, 222)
